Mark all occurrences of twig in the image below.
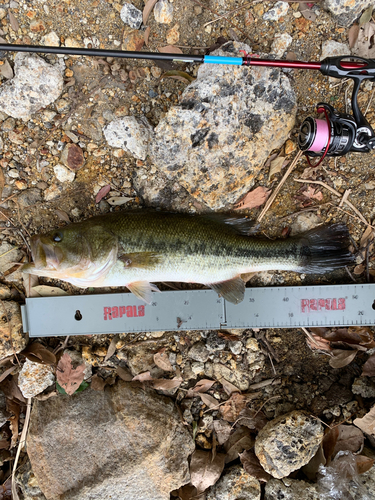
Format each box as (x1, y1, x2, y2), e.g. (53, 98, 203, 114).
(0, 246, 19, 259)
(268, 353, 276, 375)
(366, 240, 372, 283)
(190, 0, 250, 39)
(204, 0, 259, 27)
(254, 395, 281, 417)
(11, 398, 32, 500)
(326, 202, 375, 229)
(257, 150, 303, 222)
(301, 327, 322, 349)
(293, 178, 370, 226)
(339, 189, 351, 208)
(345, 266, 357, 282)
(365, 87, 375, 116)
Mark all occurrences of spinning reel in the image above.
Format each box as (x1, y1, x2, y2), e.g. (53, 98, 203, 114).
(297, 56, 375, 165)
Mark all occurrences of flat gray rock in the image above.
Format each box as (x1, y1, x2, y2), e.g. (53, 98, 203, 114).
(0, 53, 63, 121)
(27, 381, 195, 500)
(149, 42, 296, 210)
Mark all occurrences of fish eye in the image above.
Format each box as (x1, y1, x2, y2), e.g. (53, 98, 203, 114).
(53, 232, 63, 243)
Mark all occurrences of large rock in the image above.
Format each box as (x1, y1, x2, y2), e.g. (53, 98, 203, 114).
(150, 42, 296, 210)
(323, 0, 373, 26)
(255, 411, 324, 479)
(27, 381, 195, 500)
(0, 53, 63, 121)
(265, 478, 320, 500)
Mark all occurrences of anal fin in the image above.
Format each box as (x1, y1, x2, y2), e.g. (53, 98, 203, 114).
(127, 281, 160, 304)
(208, 277, 245, 304)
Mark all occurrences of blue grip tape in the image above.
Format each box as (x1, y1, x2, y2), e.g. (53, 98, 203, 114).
(203, 55, 243, 66)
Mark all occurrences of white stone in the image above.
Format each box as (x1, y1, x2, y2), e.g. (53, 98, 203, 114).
(104, 116, 153, 160)
(44, 184, 63, 201)
(263, 1, 289, 21)
(271, 33, 293, 58)
(0, 53, 63, 121)
(154, 0, 173, 24)
(41, 31, 60, 47)
(18, 359, 55, 398)
(120, 3, 143, 29)
(321, 40, 350, 60)
(54, 164, 75, 183)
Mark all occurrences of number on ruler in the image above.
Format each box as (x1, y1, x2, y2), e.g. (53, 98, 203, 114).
(283, 297, 289, 302)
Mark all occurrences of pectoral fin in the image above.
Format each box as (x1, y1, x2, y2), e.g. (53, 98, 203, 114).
(208, 277, 245, 304)
(119, 252, 162, 269)
(127, 281, 160, 304)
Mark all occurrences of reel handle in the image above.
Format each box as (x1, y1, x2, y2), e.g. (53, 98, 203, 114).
(320, 56, 375, 149)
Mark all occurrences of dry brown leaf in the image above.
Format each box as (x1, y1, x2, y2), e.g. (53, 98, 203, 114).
(360, 225, 374, 248)
(353, 264, 365, 275)
(354, 405, 375, 438)
(217, 377, 240, 396)
(192, 379, 216, 393)
(332, 425, 364, 457)
(352, 22, 375, 58)
(306, 332, 332, 352)
(329, 349, 357, 369)
(359, 5, 373, 25)
(362, 353, 375, 377)
(355, 455, 375, 474)
(144, 25, 151, 46)
(190, 450, 226, 494)
(0, 60, 13, 79)
(240, 449, 272, 482)
(236, 408, 268, 432)
(268, 156, 286, 180)
(104, 335, 119, 362)
(158, 45, 183, 54)
(7, 399, 19, 449)
(199, 392, 219, 409)
(56, 353, 85, 395)
(91, 374, 106, 391)
(213, 419, 232, 445)
(302, 444, 326, 480)
(0, 376, 25, 403)
(303, 185, 323, 201)
(31, 285, 68, 297)
(95, 185, 111, 204)
(22, 342, 56, 366)
(0, 366, 16, 384)
(348, 24, 360, 48)
(323, 426, 340, 464)
(234, 186, 271, 211)
(160, 70, 195, 84)
(154, 350, 173, 371)
(132, 371, 153, 382)
(219, 392, 248, 422)
(54, 209, 70, 223)
(23, 272, 39, 298)
(224, 426, 255, 463)
(116, 366, 133, 381)
(143, 0, 159, 24)
(151, 376, 182, 391)
(8, 11, 19, 31)
(174, 484, 200, 500)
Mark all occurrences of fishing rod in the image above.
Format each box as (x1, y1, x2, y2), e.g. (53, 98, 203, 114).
(0, 43, 375, 164)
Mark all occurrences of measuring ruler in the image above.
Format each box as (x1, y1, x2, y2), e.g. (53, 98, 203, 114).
(21, 284, 375, 337)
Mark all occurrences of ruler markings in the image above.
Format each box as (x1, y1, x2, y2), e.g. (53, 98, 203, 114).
(20, 284, 375, 337)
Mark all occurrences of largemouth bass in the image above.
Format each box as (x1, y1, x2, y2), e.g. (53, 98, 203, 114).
(22, 211, 354, 304)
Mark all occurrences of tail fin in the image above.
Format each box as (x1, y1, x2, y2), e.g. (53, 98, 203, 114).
(296, 224, 355, 273)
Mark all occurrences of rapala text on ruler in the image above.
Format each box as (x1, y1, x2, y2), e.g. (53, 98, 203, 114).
(104, 305, 145, 320)
(301, 298, 345, 313)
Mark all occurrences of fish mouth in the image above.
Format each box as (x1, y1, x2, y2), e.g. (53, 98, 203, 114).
(30, 235, 63, 271)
